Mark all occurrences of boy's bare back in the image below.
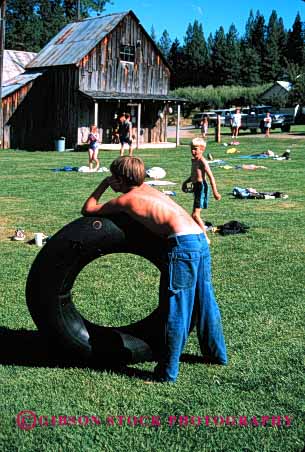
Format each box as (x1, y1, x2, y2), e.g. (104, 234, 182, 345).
(82, 155, 202, 238)
(111, 183, 202, 237)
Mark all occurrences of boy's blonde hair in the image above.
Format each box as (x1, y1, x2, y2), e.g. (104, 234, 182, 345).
(110, 156, 145, 187)
(190, 137, 206, 148)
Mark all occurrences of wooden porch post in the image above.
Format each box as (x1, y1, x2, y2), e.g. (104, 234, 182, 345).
(137, 102, 141, 149)
(215, 115, 221, 143)
(176, 104, 181, 147)
(94, 101, 98, 126)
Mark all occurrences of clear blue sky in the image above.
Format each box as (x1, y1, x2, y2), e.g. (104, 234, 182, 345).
(104, 0, 304, 43)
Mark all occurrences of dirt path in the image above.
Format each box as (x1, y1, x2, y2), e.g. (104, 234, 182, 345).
(167, 126, 305, 140)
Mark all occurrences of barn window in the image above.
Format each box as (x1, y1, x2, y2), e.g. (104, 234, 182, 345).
(120, 45, 135, 63)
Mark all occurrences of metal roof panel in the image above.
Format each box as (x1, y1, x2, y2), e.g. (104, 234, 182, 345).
(3, 50, 37, 82)
(2, 71, 43, 98)
(80, 90, 185, 102)
(27, 12, 128, 68)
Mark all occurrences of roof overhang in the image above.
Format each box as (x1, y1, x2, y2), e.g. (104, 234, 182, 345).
(79, 90, 186, 103)
(2, 71, 44, 98)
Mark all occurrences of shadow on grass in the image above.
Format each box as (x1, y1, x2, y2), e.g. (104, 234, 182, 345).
(0, 327, 153, 380)
(0, 327, 208, 381)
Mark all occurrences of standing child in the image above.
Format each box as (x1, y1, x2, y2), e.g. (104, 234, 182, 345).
(200, 115, 209, 138)
(264, 111, 272, 138)
(182, 138, 221, 244)
(231, 108, 242, 139)
(87, 125, 100, 172)
(118, 113, 133, 157)
(81, 156, 227, 382)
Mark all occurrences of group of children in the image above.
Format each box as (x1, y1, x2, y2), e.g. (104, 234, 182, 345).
(86, 113, 134, 172)
(86, 107, 273, 173)
(230, 108, 273, 139)
(82, 136, 227, 383)
(80, 102, 278, 382)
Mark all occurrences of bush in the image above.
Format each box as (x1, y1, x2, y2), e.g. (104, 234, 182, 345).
(170, 84, 272, 116)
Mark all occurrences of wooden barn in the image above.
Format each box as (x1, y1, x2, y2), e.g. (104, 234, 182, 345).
(2, 11, 181, 150)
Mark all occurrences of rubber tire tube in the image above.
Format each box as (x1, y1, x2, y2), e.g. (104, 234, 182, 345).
(26, 215, 169, 366)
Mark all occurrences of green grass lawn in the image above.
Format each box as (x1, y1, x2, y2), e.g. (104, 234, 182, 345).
(0, 133, 305, 451)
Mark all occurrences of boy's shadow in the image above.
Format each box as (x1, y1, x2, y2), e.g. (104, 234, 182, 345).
(0, 327, 203, 380)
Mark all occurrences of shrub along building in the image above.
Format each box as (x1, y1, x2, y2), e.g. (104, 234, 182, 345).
(2, 11, 182, 150)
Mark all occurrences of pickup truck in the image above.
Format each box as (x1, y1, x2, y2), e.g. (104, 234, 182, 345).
(224, 105, 294, 133)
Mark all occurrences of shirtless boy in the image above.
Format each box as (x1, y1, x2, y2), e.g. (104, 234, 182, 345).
(182, 138, 221, 244)
(82, 156, 227, 382)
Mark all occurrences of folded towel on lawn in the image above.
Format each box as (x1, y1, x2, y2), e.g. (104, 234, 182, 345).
(145, 180, 176, 186)
(52, 166, 79, 172)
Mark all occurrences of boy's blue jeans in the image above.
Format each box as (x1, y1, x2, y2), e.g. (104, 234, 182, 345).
(156, 233, 227, 382)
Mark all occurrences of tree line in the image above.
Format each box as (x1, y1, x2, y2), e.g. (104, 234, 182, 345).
(5, 0, 110, 52)
(5, 4, 305, 98)
(155, 10, 305, 90)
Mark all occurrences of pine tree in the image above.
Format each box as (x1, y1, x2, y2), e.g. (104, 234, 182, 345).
(183, 20, 208, 86)
(241, 10, 265, 81)
(250, 11, 265, 61)
(5, 0, 111, 52)
(222, 24, 241, 85)
(37, 0, 67, 49)
(205, 32, 214, 85)
(63, 0, 107, 20)
(150, 25, 157, 43)
(262, 10, 283, 82)
(6, 0, 42, 51)
(210, 26, 227, 86)
(287, 12, 305, 67)
(244, 10, 255, 44)
(167, 38, 187, 88)
(277, 17, 288, 65)
(158, 30, 171, 58)
(240, 39, 261, 86)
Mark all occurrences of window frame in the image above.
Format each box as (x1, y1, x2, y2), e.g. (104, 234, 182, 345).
(120, 45, 135, 63)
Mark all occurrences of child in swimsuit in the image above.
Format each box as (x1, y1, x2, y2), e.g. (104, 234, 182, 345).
(182, 137, 221, 244)
(87, 125, 100, 172)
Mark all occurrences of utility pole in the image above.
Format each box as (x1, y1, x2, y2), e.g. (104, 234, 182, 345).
(0, 0, 6, 149)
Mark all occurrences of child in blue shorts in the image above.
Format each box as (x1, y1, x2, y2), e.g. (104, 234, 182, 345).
(182, 138, 221, 244)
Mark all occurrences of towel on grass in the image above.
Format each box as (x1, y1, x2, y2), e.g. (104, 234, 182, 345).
(233, 187, 288, 199)
(145, 180, 176, 186)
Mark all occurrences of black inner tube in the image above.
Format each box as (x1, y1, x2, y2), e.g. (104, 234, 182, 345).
(26, 215, 167, 366)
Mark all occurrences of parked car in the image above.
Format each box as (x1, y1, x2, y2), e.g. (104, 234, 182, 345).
(214, 108, 235, 126)
(192, 111, 218, 128)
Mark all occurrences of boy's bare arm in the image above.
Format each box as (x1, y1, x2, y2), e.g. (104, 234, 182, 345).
(81, 177, 125, 216)
(201, 159, 221, 200)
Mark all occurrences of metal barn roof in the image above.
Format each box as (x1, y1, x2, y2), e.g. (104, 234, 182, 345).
(276, 81, 292, 91)
(2, 71, 44, 98)
(80, 90, 185, 102)
(3, 50, 37, 82)
(27, 12, 129, 69)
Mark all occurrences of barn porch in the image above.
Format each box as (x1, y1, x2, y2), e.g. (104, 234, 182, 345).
(78, 91, 184, 149)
